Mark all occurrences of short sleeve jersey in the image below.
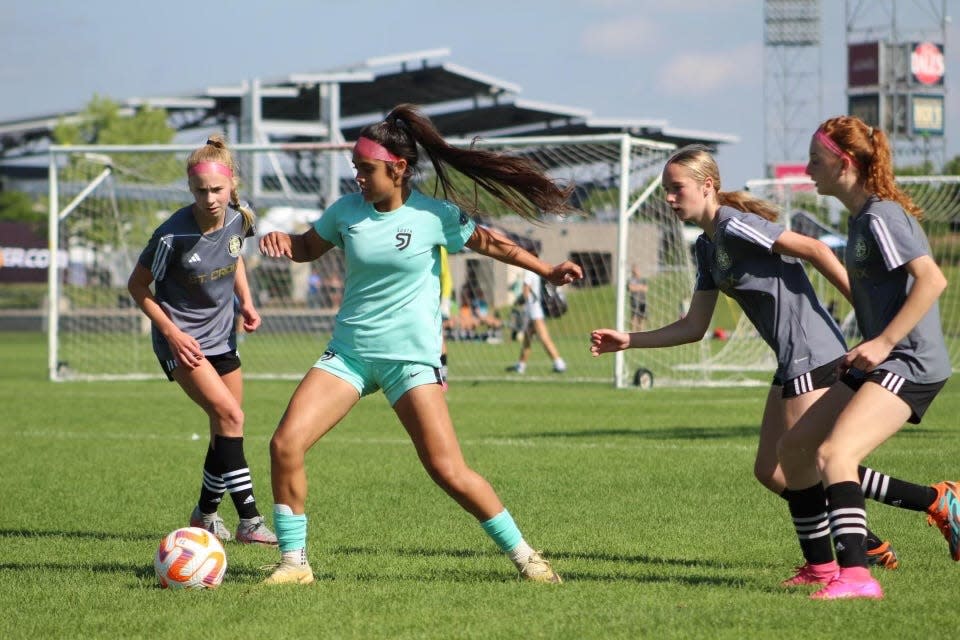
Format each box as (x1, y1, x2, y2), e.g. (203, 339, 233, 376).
(694, 206, 846, 380)
(313, 190, 476, 365)
(137, 203, 255, 359)
(845, 197, 950, 383)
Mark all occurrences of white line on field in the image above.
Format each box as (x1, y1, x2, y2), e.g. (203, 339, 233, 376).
(6, 428, 757, 452)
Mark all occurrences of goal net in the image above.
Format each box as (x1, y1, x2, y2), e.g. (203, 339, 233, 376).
(48, 135, 784, 387)
(740, 176, 960, 375)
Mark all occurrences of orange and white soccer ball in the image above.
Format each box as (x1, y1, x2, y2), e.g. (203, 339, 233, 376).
(154, 526, 227, 590)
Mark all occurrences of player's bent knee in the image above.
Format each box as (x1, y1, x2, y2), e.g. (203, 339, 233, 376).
(814, 442, 837, 476)
(213, 406, 244, 436)
(424, 458, 470, 492)
(753, 465, 780, 493)
(269, 433, 304, 468)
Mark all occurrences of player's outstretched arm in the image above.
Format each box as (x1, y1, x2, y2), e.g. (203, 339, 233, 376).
(465, 226, 584, 285)
(590, 289, 718, 356)
(259, 228, 333, 262)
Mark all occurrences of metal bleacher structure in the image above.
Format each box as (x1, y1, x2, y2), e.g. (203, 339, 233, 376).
(0, 48, 737, 205)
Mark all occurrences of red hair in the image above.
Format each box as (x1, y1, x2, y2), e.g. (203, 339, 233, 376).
(817, 116, 923, 218)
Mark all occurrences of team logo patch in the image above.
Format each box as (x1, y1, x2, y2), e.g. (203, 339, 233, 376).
(395, 228, 412, 250)
(227, 235, 243, 258)
(715, 245, 732, 272)
(854, 236, 869, 262)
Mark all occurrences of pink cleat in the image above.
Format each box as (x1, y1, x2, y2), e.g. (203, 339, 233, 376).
(780, 561, 838, 587)
(810, 568, 883, 600)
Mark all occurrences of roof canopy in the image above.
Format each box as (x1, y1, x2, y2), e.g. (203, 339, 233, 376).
(0, 49, 736, 160)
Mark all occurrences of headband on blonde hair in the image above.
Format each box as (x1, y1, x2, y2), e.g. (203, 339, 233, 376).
(815, 130, 860, 169)
(188, 161, 233, 177)
(354, 136, 402, 163)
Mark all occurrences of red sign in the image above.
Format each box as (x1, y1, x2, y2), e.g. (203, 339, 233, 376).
(772, 164, 814, 192)
(773, 164, 808, 179)
(911, 42, 944, 86)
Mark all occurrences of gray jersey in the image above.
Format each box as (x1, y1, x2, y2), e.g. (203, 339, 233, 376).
(138, 203, 255, 360)
(694, 206, 846, 381)
(845, 197, 950, 383)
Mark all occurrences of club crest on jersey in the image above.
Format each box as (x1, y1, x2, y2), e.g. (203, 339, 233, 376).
(715, 245, 732, 273)
(395, 228, 412, 250)
(228, 235, 243, 258)
(853, 236, 869, 263)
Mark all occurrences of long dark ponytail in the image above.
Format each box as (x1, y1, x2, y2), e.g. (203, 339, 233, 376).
(357, 104, 576, 221)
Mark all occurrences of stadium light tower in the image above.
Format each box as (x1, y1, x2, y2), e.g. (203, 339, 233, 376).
(845, 0, 948, 170)
(763, 0, 823, 179)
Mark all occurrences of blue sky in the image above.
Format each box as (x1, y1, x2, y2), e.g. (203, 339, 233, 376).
(2, 0, 958, 188)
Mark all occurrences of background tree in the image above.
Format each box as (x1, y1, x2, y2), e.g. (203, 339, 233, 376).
(49, 95, 182, 304)
(0, 186, 43, 232)
(941, 155, 960, 175)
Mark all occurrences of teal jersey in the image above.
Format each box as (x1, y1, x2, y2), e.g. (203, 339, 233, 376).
(313, 190, 476, 365)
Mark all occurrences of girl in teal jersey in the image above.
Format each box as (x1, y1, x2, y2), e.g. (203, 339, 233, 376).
(258, 104, 582, 585)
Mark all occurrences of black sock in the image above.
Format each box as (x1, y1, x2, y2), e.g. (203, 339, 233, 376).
(784, 484, 835, 565)
(782, 486, 883, 553)
(214, 435, 260, 520)
(197, 444, 225, 514)
(859, 465, 937, 511)
(825, 481, 868, 569)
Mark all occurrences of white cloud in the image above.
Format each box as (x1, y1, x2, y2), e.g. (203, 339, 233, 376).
(579, 17, 659, 56)
(656, 44, 762, 95)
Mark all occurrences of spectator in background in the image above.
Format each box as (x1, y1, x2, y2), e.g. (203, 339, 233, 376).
(439, 246, 452, 383)
(628, 264, 649, 331)
(506, 250, 567, 374)
(468, 285, 503, 342)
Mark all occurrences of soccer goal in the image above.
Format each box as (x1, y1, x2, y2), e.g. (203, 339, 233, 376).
(47, 134, 765, 387)
(742, 176, 960, 374)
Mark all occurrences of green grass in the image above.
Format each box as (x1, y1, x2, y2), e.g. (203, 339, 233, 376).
(1, 331, 958, 639)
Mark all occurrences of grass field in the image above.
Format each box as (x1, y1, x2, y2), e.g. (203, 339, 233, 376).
(1, 331, 958, 639)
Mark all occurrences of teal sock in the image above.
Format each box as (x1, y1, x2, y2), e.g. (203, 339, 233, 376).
(273, 504, 307, 553)
(480, 509, 523, 553)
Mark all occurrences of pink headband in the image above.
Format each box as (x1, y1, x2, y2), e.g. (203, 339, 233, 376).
(188, 161, 233, 177)
(815, 130, 860, 169)
(354, 137, 402, 163)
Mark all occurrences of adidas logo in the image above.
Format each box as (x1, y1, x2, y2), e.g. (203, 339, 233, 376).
(243, 495, 255, 505)
(188, 253, 201, 263)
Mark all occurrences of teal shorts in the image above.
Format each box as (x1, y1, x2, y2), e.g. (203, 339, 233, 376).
(313, 347, 443, 406)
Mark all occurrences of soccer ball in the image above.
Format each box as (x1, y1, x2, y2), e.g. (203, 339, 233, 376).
(154, 526, 227, 590)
